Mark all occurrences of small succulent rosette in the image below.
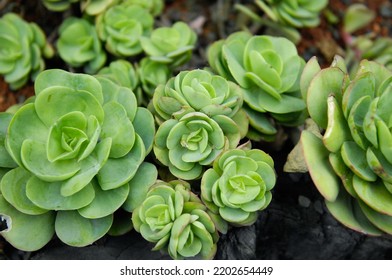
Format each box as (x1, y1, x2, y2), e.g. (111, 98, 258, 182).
(0, 13, 53, 90)
(0, 69, 156, 251)
(140, 22, 197, 68)
(132, 180, 219, 260)
(96, 3, 154, 57)
(255, 0, 328, 28)
(154, 111, 241, 181)
(201, 146, 276, 232)
(57, 17, 106, 74)
(137, 58, 172, 99)
(151, 69, 247, 131)
(298, 55, 392, 235)
(207, 31, 306, 141)
(41, 0, 79, 11)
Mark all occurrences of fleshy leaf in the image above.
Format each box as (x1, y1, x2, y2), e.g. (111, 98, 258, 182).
(55, 210, 113, 247)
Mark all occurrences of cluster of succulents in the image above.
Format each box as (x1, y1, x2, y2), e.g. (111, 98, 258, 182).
(207, 31, 306, 141)
(0, 13, 53, 90)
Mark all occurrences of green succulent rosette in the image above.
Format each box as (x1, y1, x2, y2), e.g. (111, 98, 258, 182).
(0, 69, 156, 251)
(256, 0, 328, 28)
(201, 146, 276, 232)
(207, 31, 306, 141)
(138, 58, 172, 99)
(0, 13, 53, 90)
(154, 112, 240, 180)
(57, 17, 106, 74)
(41, 0, 79, 11)
(140, 22, 197, 68)
(299, 56, 392, 235)
(132, 180, 219, 260)
(96, 4, 154, 57)
(151, 69, 247, 134)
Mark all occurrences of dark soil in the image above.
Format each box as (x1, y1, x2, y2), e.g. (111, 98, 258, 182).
(1, 0, 392, 260)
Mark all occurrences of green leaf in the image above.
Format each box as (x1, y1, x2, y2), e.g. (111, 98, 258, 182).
(323, 96, 351, 153)
(341, 141, 377, 182)
(1, 168, 48, 215)
(219, 206, 249, 223)
(0, 113, 17, 168)
(101, 101, 135, 158)
(325, 189, 382, 235)
(132, 107, 155, 154)
(0, 195, 55, 251)
(359, 200, 392, 234)
(123, 162, 158, 212)
(307, 67, 346, 129)
(98, 135, 145, 190)
(78, 179, 129, 219)
(342, 72, 375, 118)
(301, 130, 340, 201)
(35, 69, 104, 104)
(343, 4, 376, 33)
(26, 176, 95, 211)
(55, 210, 113, 247)
(300, 56, 321, 103)
(353, 175, 392, 216)
(6, 103, 48, 166)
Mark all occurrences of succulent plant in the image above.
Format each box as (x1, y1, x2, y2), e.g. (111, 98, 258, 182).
(254, 0, 328, 28)
(201, 145, 276, 232)
(207, 31, 305, 141)
(57, 17, 106, 74)
(138, 57, 172, 99)
(96, 4, 154, 57)
(122, 0, 164, 17)
(0, 13, 53, 90)
(154, 112, 240, 180)
(132, 180, 219, 259)
(140, 22, 197, 68)
(150, 69, 247, 129)
(298, 56, 392, 235)
(0, 69, 156, 251)
(41, 0, 79, 11)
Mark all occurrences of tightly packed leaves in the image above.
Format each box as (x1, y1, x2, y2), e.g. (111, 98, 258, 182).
(122, 0, 164, 16)
(132, 180, 219, 259)
(256, 0, 328, 28)
(141, 22, 197, 68)
(208, 32, 305, 141)
(299, 56, 392, 235)
(138, 58, 172, 99)
(96, 4, 154, 57)
(151, 69, 245, 124)
(0, 13, 53, 89)
(154, 112, 240, 180)
(201, 147, 276, 231)
(0, 69, 155, 251)
(57, 17, 106, 74)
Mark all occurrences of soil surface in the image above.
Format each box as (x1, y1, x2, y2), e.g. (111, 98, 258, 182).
(1, 0, 392, 260)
